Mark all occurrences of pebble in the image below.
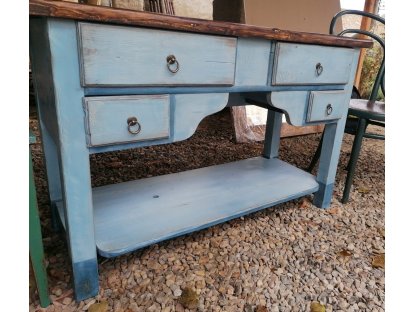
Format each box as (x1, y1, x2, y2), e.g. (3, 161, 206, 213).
(347, 243, 355, 251)
(172, 287, 182, 297)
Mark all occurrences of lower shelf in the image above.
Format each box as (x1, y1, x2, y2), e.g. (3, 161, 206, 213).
(58, 157, 318, 257)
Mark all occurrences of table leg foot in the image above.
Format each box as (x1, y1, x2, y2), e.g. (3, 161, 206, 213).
(73, 258, 99, 301)
(313, 181, 334, 209)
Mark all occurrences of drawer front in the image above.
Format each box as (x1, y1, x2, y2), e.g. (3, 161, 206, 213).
(307, 91, 347, 122)
(84, 95, 170, 147)
(78, 23, 237, 86)
(272, 43, 355, 85)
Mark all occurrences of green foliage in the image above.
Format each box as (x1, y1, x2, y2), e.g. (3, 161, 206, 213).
(359, 30, 385, 101)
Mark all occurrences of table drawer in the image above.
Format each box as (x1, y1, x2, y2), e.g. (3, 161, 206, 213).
(272, 43, 355, 85)
(84, 95, 170, 147)
(307, 90, 347, 122)
(78, 23, 237, 87)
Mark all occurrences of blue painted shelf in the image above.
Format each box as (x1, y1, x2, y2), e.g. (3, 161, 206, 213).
(58, 157, 318, 257)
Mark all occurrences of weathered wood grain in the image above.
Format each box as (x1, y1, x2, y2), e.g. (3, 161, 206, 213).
(78, 22, 236, 86)
(61, 157, 319, 257)
(173, 93, 229, 141)
(84, 95, 170, 146)
(45, 18, 99, 301)
(307, 90, 347, 122)
(29, 0, 372, 48)
(272, 43, 355, 85)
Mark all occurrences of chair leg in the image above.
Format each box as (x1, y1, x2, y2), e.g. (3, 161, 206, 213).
(342, 118, 368, 203)
(307, 126, 325, 172)
(30, 148, 50, 307)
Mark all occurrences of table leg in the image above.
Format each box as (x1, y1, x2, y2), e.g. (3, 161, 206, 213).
(30, 19, 98, 301)
(263, 110, 283, 159)
(37, 120, 62, 231)
(313, 119, 346, 208)
(30, 19, 63, 231)
(30, 148, 50, 308)
(57, 146, 98, 301)
(342, 118, 368, 203)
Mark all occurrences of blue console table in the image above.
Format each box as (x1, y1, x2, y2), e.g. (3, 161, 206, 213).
(29, 0, 371, 301)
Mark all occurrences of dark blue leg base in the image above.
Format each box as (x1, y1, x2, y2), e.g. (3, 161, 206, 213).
(73, 258, 99, 301)
(313, 182, 334, 209)
(50, 202, 61, 232)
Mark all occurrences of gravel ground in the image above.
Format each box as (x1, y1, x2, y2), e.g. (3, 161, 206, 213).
(29, 108, 385, 312)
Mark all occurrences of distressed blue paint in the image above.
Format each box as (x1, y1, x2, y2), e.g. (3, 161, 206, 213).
(235, 38, 271, 86)
(84, 95, 170, 146)
(78, 22, 237, 86)
(249, 90, 350, 128)
(29, 18, 60, 144)
(89, 157, 319, 257)
(313, 49, 360, 207)
(84, 93, 228, 152)
(72, 259, 99, 301)
(47, 18, 99, 299)
(48, 17, 97, 263)
(89, 134, 173, 154)
(54, 157, 317, 257)
(173, 93, 229, 141)
(307, 90, 347, 122)
(30, 12, 363, 301)
(37, 119, 63, 204)
(263, 111, 283, 159)
(313, 182, 334, 208)
(272, 43, 355, 85)
(30, 18, 63, 211)
(169, 94, 176, 140)
(269, 91, 309, 126)
(84, 84, 347, 96)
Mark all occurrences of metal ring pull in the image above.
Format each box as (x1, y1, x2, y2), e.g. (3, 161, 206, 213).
(316, 63, 324, 76)
(326, 104, 333, 116)
(166, 55, 180, 73)
(127, 117, 141, 134)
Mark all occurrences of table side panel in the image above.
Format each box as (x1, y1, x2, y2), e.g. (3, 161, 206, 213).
(269, 91, 309, 126)
(173, 93, 229, 141)
(48, 18, 99, 300)
(47, 18, 96, 263)
(29, 17, 60, 144)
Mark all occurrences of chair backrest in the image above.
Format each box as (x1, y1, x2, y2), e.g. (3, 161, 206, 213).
(145, 0, 175, 15)
(330, 10, 385, 101)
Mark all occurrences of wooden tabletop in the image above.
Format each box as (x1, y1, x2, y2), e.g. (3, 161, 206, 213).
(30, 0, 372, 49)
